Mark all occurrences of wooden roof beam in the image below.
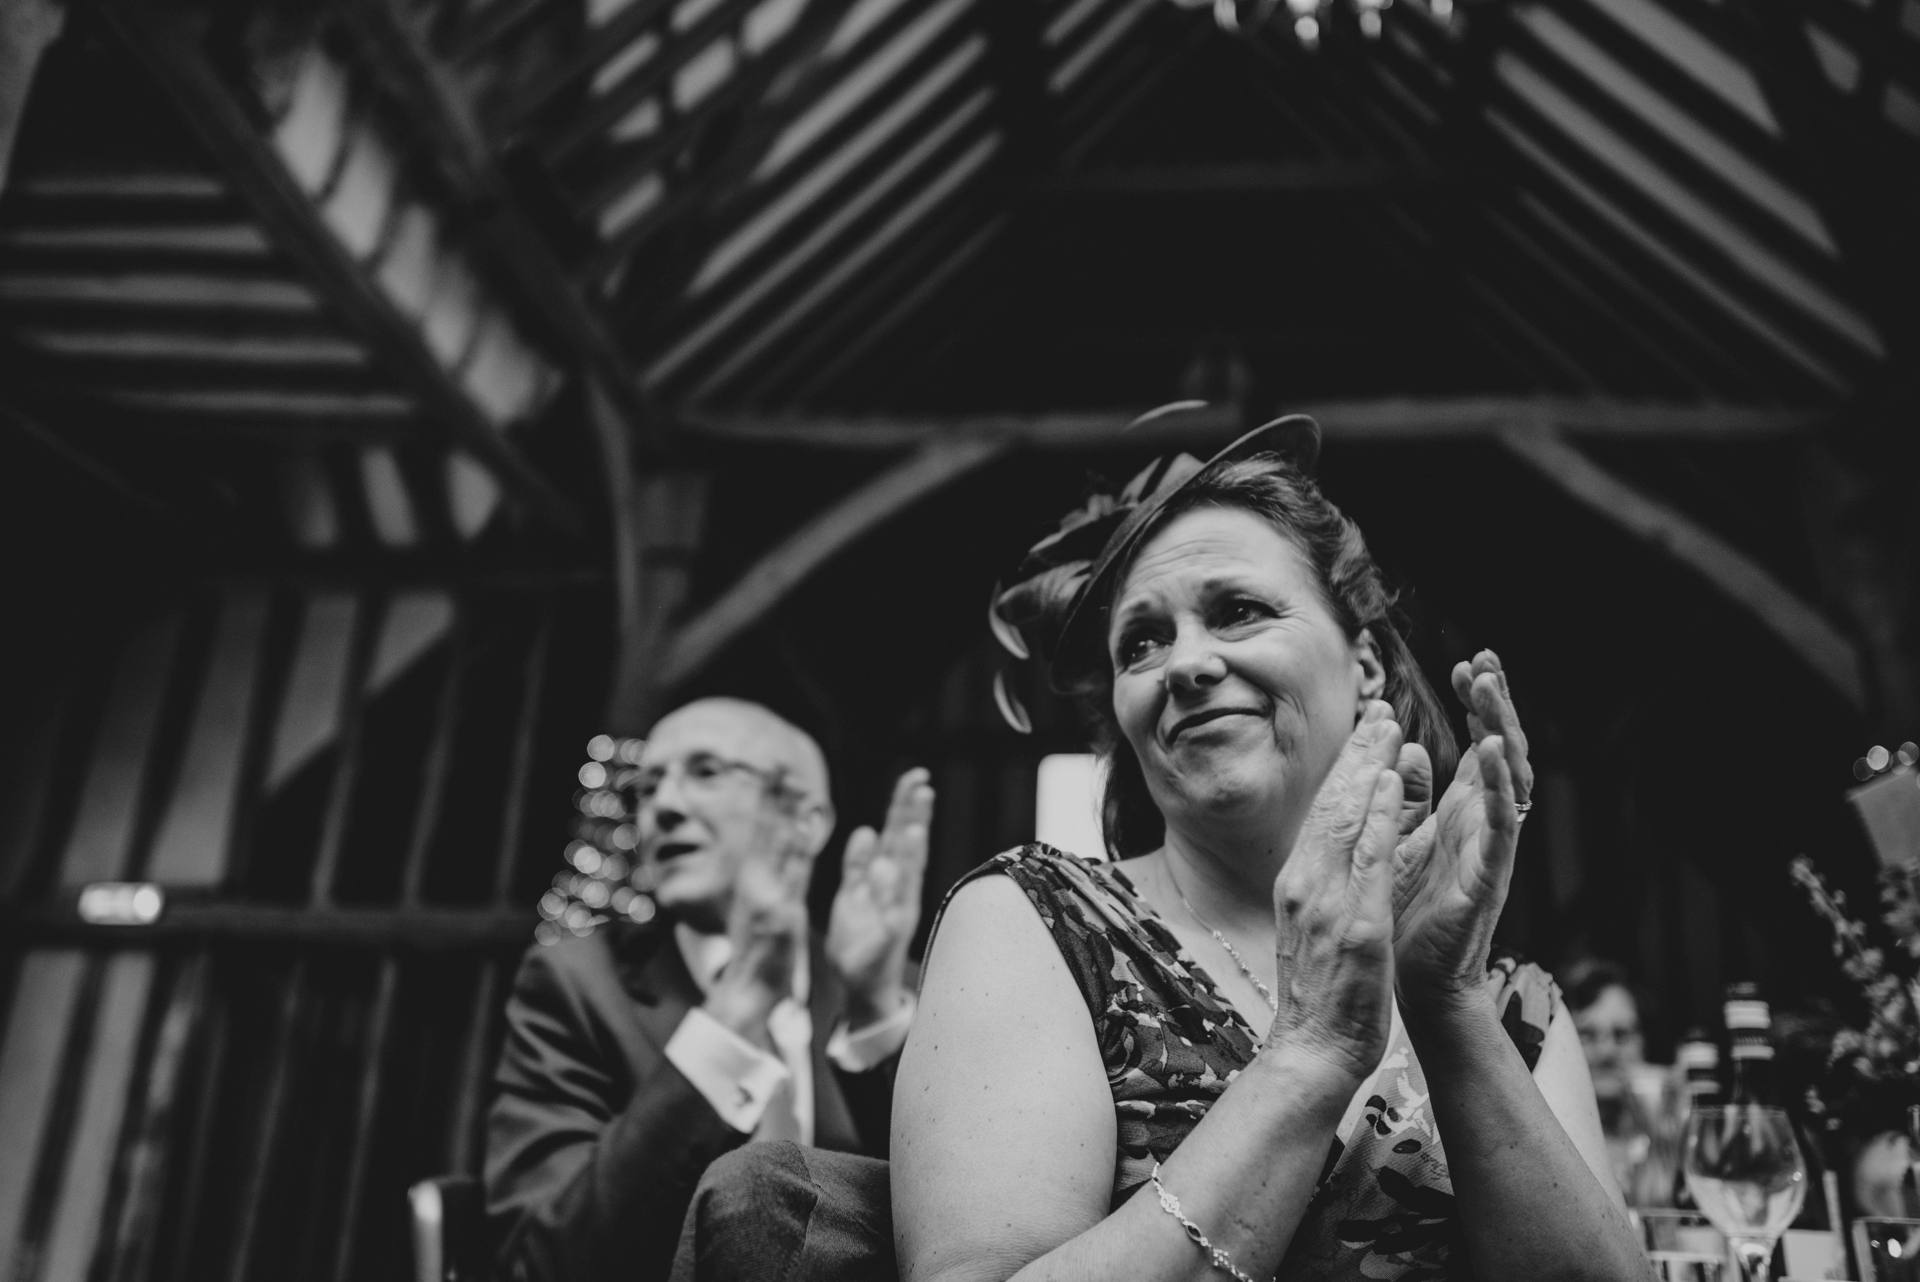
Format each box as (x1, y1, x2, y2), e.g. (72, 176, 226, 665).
(1500, 429, 1865, 711)
(492, 0, 675, 134)
(574, 0, 849, 279)
(336, 0, 661, 455)
(1498, 16, 1857, 306)
(769, 8, 1213, 402)
(655, 435, 1011, 691)
(1734, 3, 1920, 371)
(600, 0, 985, 323)
(1385, 8, 1876, 391)
(86, 1, 585, 537)
(1037, 158, 1446, 196)
(539, 0, 765, 164)
(677, 398, 1832, 452)
(1376, 3, 1614, 393)
(0, 0, 66, 195)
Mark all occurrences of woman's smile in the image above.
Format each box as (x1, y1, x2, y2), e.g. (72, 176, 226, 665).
(1163, 705, 1265, 745)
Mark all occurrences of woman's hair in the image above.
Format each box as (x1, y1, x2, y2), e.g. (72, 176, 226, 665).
(998, 449, 1457, 857)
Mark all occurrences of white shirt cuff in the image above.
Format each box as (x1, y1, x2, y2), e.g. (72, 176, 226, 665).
(665, 1006, 792, 1136)
(827, 993, 915, 1072)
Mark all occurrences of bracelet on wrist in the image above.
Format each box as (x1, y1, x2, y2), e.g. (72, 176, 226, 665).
(1148, 1161, 1270, 1282)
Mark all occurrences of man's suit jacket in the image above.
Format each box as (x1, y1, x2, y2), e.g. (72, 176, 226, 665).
(485, 918, 896, 1282)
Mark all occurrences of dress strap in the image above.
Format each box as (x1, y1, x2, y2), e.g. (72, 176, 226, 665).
(1486, 951, 1561, 1072)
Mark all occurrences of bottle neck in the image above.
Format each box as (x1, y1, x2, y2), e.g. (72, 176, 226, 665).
(1683, 1081, 1723, 1111)
(1726, 1047, 1774, 1104)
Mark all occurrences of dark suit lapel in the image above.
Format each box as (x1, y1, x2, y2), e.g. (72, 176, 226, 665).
(612, 921, 865, 1149)
(609, 920, 702, 1057)
(806, 934, 862, 1151)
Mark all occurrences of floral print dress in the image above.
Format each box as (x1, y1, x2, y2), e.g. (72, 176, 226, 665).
(937, 843, 1559, 1282)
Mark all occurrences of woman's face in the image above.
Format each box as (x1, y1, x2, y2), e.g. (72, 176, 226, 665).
(1107, 506, 1380, 853)
(1573, 984, 1644, 1099)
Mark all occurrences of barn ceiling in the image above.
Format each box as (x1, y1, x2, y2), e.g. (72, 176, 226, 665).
(2, 0, 1916, 716)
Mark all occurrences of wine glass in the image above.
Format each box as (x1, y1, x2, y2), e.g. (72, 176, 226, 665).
(1681, 1104, 1807, 1282)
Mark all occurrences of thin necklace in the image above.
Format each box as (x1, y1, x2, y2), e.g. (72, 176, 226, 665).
(1163, 859, 1278, 1013)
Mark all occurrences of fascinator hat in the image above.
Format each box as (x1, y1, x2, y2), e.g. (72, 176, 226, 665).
(990, 401, 1323, 732)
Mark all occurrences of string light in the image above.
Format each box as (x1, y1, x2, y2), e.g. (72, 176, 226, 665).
(539, 736, 660, 943)
(1167, 0, 1445, 48)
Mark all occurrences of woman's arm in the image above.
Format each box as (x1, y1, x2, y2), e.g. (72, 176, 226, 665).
(1406, 988, 1651, 1281)
(891, 874, 1358, 1282)
(1390, 655, 1649, 1279)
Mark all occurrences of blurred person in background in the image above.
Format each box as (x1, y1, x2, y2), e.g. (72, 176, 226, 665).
(486, 697, 934, 1282)
(1561, 955, 1677, 1208)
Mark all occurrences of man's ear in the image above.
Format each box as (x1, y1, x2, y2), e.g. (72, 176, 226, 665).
(796, 799, 837, 859)
(1354, 629, 1387, 706)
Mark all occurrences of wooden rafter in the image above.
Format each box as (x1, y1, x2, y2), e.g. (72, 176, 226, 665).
(1376, 6, 1609, 392)
(1037, 158, 1446, 196)
(799, 7, 1216, 405)
(1479, 63, 1877, 384)
(491, 0, 671, 134)
(770, 208, 1009, 406)
(1054, 6, 1218, 171)
(1546, 0, 1808, 206)
(1733, 1, 1920, 372)
(0, 896, 531, 949)
(579, 0, 854, 288)
(540, 0, 763, 164)
(979, 0, 1052, 175)
(644, 81, 1002, 393)
(655, 435, 1011, 690)
(335, 0, 662, 453)
(1498, 14, 1855, 307)
(1385, 7, 1874, 393)
(568, 1, 844, 225)
(678, 398, 1831, 451)
(0, 0, 65, 194)
(1499, 428, 1865, 710)
(1367, 43, 1743, 395)
(0, 401, 181, 525)
(1466, 153, 1822, 400)
(84, 1, 585, 537)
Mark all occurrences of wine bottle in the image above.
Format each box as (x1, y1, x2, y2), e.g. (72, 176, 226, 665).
(1720, 982, 1848, 1281)
(1722, 982, 1775, 1101)
(1670, 1028, 1720, 1210)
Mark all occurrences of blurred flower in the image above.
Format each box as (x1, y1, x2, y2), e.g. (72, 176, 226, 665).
(1790, 852, 1920, 1134)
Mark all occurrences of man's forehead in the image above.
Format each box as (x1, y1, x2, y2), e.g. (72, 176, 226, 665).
(643, 699, 828, 793)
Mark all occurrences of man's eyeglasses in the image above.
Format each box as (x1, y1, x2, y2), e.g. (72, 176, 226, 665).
(630, 750, 802, 808)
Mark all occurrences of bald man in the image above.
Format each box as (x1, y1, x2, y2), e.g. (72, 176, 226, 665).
(485, 699, 935, 1282)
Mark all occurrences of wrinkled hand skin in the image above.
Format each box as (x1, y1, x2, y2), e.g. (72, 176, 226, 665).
(1267, 702, 1405, 1087)
(1390, 650, 1531, 1007)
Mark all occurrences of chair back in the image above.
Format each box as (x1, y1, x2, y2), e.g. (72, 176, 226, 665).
(408, 1175, 486, 1282)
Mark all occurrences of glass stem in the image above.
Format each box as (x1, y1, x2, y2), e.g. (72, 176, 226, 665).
(1729, 1237, 1774, 1282)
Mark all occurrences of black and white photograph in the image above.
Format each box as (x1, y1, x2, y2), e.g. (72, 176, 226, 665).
(1, 0, 1916, 1279)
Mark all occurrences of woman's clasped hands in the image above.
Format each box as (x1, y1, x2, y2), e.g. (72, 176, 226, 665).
(1266, 650, 1532, 1080)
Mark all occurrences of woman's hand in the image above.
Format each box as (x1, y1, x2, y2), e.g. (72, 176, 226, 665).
(1267, 700, 1404, 1085)
(1390, 650, 1531, 1005)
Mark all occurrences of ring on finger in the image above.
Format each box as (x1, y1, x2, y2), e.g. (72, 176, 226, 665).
(1513, 800, 1534, 822)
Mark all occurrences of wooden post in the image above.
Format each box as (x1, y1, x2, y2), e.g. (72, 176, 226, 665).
(0, 0, 65, 197)
(605, 466, 711, 733)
